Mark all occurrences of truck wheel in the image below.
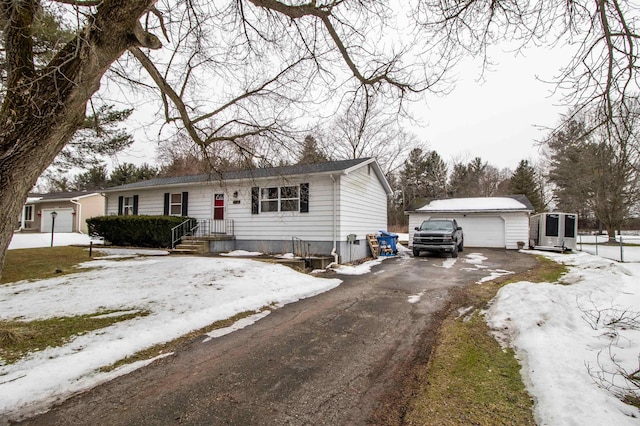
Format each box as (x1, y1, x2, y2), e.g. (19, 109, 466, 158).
(452, 246, 459, 258)
(458, 240, 464, 252)
(413, 248, 420, 257)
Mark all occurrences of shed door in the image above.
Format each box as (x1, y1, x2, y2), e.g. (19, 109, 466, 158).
(41, 208, 74, 233)
(455, 216, 505, 248)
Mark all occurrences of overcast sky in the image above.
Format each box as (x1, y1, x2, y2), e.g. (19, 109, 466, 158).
(410, 44, 570, 170)
(116, 42, 571, 173)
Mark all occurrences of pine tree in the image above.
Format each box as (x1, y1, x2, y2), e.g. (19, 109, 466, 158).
(509, 160, 545, 212)
(297, 135, 328, 164)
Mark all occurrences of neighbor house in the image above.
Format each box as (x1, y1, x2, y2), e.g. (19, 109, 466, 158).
(19, 191, 105, 234)
(406, 196, 534, 249)
(102, 158, 392, 262)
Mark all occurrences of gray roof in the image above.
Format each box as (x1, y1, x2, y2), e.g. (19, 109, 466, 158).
(104, 158, 378, 192)
(27, 191, 101, 202)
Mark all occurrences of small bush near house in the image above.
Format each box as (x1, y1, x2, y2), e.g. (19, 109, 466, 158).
(87, 215, 194, 248)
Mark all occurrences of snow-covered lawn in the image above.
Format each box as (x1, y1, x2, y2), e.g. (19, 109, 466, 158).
(1, 233, 638, 424)
(486, 251, 640, 425)
(0, 248, 342, 420)
(8, 232, 102, 250)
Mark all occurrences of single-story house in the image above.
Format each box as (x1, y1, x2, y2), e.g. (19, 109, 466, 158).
(406, 195, 534, 249)
(19, 191, 106, 234)
(102, 158, 392, 262)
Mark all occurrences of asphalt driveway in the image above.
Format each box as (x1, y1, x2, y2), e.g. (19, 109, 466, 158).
(17, 249, 537, 425)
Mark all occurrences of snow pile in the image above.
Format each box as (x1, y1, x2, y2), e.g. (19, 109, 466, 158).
(486, 251, 640, 425)
(0, 253, 341, 420)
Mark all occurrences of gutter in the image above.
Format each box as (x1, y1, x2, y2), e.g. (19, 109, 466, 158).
(69, 199, 82, 234)
(330, 174, 338, 264)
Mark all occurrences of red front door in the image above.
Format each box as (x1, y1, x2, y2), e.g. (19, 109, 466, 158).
(214, 194, 224, 220)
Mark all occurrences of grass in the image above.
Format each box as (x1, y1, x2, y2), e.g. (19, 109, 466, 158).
(1, 246, 100, 284)
(404, 255, 568, 425)
(0, 310, 150, 364)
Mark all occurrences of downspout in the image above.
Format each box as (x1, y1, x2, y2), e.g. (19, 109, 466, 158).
(330, 174, 339, 264)
(70, 199, 82, 233)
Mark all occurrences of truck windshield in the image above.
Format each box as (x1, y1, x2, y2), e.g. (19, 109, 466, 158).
(420, 221, 454, 231)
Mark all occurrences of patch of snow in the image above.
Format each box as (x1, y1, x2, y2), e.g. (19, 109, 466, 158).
(9, 233, 103, 250)
(464, 253, 488, 264)
(476, 269, 514, 284)
(435, 258, 457, 269)
(0, 253, 341, 420)
(332, 257, 385, 275)
(485, 251, 640, 425)
(407, 291, 425, 304)
(203, 310, 271, 342)
(220, 250, 262, 257)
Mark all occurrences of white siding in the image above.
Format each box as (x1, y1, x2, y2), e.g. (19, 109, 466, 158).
(106, 185, 213, 219)
(105, 163, 390, 246)
(502, 213, 530, 249)
(337, 165, 388, 240)
(231, 176, 335, 241)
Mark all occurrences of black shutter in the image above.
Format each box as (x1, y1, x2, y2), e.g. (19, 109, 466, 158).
(117, 196, 124, 215)
(133, 195, 139, 215)
(251, 187, 259, 214)
(181, 192, 189, 216)
(300, 183, 309, 213)
(164, 193, 170, 215)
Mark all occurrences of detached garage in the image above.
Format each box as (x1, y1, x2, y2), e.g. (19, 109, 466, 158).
(406, 196, 534, 249)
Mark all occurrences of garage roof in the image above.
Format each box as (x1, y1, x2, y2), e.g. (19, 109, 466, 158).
(408, 195, 534, 213)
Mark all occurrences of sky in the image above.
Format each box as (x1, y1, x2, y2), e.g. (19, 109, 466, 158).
(2, 233, 640, 424)
(113, 41, 571, 173)
(412, 44, 570, 170)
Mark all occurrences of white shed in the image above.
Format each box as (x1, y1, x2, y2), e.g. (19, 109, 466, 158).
(406, 196, 534, 249)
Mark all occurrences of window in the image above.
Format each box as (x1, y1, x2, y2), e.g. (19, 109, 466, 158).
(260, 187, 279, 212)
(564, 215, 576, 238)
(24, 205, 33, 222)
(253, 184, 308, 214)
(545, 214, 559, 237)
(280, 186, 299, 212)
(118, 195, 138, 215)
(164, 192, 188, 216)
(123, 196, 135, 215)
(170, 193, 183, 215)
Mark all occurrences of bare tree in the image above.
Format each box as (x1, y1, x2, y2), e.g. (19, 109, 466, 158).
(415, 0, 639, 131)
(546, 101, 640, 241)
(322, 94, 420, 175)
(0, 0, 440, 276)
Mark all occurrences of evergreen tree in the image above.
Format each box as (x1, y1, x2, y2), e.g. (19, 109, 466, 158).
(509, 160, 545, 212)
(297, 135, 328, 164)
(109, 163, 158, 187)
(74, 165, 110, 191)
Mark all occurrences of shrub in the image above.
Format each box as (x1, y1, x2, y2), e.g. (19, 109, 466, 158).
(86, 215, 194, 248)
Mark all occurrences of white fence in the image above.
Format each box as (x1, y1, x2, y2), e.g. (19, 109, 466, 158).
(577, 233, 640, 263)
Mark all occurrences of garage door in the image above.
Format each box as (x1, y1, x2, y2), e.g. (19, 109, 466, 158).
(456, 216, 505, 248)
(41, 208, 74, 233)
(427, 215, 505, 248)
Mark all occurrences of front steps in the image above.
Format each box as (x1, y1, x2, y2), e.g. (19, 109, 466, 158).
(171, 236, 208, 255)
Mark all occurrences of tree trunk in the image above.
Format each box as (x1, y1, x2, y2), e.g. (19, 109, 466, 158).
(0, 0, 157, 278)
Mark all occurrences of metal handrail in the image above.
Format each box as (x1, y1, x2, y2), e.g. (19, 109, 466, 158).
(170, 218, 199, 249)
(292, 236, 311, 260)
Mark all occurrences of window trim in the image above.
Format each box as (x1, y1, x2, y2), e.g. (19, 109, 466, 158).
(253, 183, 308, 214)
(123, 196, 135, 216)
(24, 205, 34, 221)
